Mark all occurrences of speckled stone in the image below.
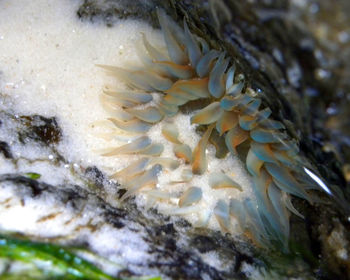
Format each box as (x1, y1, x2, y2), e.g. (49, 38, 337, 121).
(1, 0, 349, 279)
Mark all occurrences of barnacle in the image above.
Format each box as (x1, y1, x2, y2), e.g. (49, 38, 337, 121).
(97, 9, 326, 251)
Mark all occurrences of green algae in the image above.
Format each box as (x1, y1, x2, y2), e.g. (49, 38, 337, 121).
(0, 234, 115, 280)
(0, 234, 160, 280)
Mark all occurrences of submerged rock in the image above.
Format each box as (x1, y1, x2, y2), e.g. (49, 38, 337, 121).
(0, 0, 349, 279)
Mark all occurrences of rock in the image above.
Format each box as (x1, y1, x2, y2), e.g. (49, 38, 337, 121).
(1, 0, 349, 279)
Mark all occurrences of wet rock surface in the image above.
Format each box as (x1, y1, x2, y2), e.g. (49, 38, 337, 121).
(79, 0, 350, 278)
(0, 107, 262, 279)
(1, 0, 350, 279)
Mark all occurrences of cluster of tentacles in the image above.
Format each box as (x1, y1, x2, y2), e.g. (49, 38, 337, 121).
(98, 9, 320, 250)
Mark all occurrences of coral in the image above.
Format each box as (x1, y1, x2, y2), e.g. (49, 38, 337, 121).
(97, 9, 325, 251)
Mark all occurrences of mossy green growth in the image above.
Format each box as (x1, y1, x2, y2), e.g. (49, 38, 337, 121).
(24, 172, 41, 180)
(0, 234, 160, 280)
(0, 234, 114, 279)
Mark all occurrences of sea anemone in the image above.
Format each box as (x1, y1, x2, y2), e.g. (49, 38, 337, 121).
(97, 9, 326, 251)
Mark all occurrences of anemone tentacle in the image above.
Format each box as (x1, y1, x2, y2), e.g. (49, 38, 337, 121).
(98, 9, 323, 250)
